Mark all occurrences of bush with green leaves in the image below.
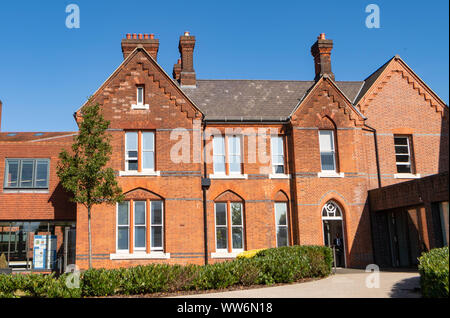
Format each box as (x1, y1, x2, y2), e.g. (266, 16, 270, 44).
(0, 245, 332, 298)
(418, 246, 449, 298)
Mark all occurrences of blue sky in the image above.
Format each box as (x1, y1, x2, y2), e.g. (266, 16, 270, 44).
(0, 0, 448, 132)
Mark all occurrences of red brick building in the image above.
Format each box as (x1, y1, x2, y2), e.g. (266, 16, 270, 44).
(0, 32, 448, 271)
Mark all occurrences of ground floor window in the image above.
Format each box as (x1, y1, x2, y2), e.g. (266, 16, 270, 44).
(215, 202, 244, 253)
(274, 202, 289, 247)
(0, 221, 76, 272)
(117, 200, 164, 253)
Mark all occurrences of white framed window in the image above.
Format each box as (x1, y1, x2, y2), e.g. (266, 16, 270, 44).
(275, 202, 289, 247)
(394, 135, 413, 174)
(137, 86, 144, 105)
(214, 202, 244, 253)
(117, 202, 130, 252)
(228, 136, 242, 174)
(125, 132, 138, 171)
(142, 132, 155, 171)
(271, 136, 285, 174)
(213, 136, 226, 174)
(150, 201, 164, 251)
(134, 201, 146, 251)
(230, 202, 244, 251)
(319, 130, 336, 172)
(215, 202, 228, 252)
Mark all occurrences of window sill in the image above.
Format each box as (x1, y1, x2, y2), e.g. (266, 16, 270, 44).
(3, 189, 49, 193)
(269, 173, 291, 179)
(209, 174, 248, 180)
(211, 251, 242, 259)
(110, 252, 170, 260)
(317, 172, 345, 178)
(394, 173, 421, 179)
(131, 104, 149, 110)
(119, 170, 160, 177)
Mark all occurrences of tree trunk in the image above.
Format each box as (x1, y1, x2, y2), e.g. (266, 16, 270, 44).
(88, 206, 92, 269)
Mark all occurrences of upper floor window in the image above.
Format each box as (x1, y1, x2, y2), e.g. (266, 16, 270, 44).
(125, 131, 155, 172)
(136, 86, 144, 106)
(215, 202, 244, 253)
(213, 135, 242, 175)
(319, 130, 336, 172)
(394, 135, 415, 174)
(3, 159, 50, 189)
(271, 136, 285, 174)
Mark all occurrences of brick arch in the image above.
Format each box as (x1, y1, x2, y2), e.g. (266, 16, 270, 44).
(214, 190, 244, 202)
(274, 190, 289, 202)
(316, 114, 337, 130)
(123, 187, 164, 200)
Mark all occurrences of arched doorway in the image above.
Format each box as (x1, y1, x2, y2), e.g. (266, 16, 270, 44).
(322, 201, 346, 267)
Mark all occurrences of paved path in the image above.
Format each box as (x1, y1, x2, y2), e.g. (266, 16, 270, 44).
(172, 269, 421, 298)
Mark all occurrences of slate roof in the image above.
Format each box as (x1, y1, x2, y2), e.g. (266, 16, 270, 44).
(0, 132, 76, 142)
(182, 80, 364, 121)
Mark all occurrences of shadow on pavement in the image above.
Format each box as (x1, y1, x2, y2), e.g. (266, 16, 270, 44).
(389, 276, 421, 298)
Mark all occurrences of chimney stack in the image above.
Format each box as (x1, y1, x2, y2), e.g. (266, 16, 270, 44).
(172, 59, 182, 81)
(178, 31, 196, 87)
(121, 33, 159, 60)
(311, 33, 335, 81)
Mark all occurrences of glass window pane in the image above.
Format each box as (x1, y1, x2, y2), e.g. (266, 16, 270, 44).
(142, 151, 154, 170)
(228, 136, 240, 155)
(395, 146, 409, 154)
(151, 226, 162, 248)
(319, 131, 334, 152)
(229, 157, 241, 174)
(20, 160, 34, 187)
(134, 201, 146, 225)
(394, 137, 408, 145)
(321, 152, 335, 171)
(35, 160, 48, 187)
(231, 203, 242, 225)
(275, 203, 287, 226)
(396, 155, 410, 163)
(151, 201, 163, 225)
(213, 156, 226, 173)
(142, 132, 154, 151)
(215, 203, 227, 226)
(118, 202, 129, 225)
(5, 160, 19, 187)
(397, 164, 411, 173)
(134, 227, 146, 248)
(127, 160, 138, 171)
(137, 87, 144, 104)
(232, 227, 243, 249)
(118, 227, 129, 250)
(277, 227, 288, 247)
(213, 136, 225, 155)
(274, 165, 285, 174)
(126, 132, 138, 151)
(127, 151, 138, 159)
(216, 227, 227, 249)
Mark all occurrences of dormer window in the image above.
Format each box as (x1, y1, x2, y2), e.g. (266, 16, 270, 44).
(131, 85, 149, 110)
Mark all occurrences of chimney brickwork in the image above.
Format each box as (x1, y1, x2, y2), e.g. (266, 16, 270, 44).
(311, 33, 335, 81)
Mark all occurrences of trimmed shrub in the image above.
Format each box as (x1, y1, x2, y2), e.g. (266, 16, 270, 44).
(0, 245, 333, 298)
(418, 247, 449, 298)
(236, 249, 266, 259)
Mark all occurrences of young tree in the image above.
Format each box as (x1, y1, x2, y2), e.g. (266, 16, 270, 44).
(57, 103, 124, 268)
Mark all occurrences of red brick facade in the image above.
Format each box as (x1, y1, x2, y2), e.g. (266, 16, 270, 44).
(0, 33, 448, 270)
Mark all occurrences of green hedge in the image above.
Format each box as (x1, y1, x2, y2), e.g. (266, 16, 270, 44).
(418, 246, 449, 298)
(0, 245, 332, 298)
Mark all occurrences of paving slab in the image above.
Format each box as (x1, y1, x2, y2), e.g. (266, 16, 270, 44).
(171, 269, 421, 298)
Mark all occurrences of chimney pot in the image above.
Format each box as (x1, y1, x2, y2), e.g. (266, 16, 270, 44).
(184, 31, 190, 36)
(132, 33, 137, 39)
(126, 33, 131, 39)
(143, 34, 149, 39)
(138, 33, 143, 39)
(150, 33, 154, 39)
